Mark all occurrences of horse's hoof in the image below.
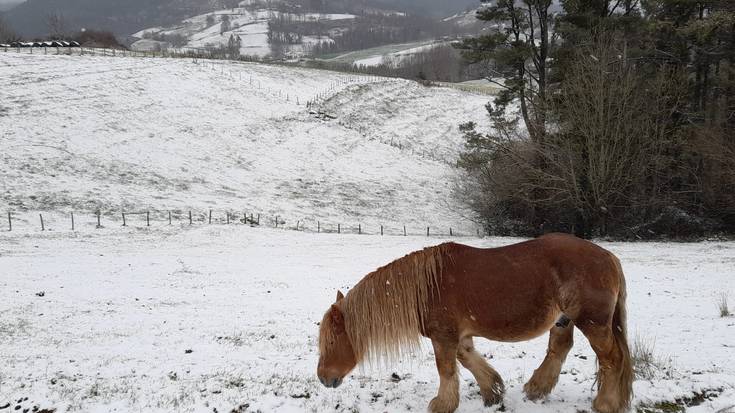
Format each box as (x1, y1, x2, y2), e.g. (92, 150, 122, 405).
(481, 382, 505, 406)
(428, 396, 458, 413)
(592, 396, 624, 413)
(523, 380, 553, 401)
(483, 396, 504, 407)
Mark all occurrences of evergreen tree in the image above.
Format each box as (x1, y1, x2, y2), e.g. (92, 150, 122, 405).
(456, 0, 556, 143)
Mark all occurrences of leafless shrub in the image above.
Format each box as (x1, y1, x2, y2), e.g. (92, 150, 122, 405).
(717, 293, 731, 318)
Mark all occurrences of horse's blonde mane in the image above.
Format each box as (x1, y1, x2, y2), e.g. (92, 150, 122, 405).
(341, 243, 456, 365)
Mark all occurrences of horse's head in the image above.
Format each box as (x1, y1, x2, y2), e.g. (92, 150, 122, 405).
(317, 290, 357, 388)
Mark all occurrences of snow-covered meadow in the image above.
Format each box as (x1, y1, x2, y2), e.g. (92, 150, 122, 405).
(2, 51, 734, 413)
(0, 52, 491, 234)
(1, 226, 734, 412)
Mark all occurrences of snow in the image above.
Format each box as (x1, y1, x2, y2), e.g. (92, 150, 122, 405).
(0, 52, 491, 235)
(2, 49, 733, 413)
(353, 55, 384, 67)
(0, 226, 734, 412)
(131, 8, 356, 58)
(353, 43, 445, 67)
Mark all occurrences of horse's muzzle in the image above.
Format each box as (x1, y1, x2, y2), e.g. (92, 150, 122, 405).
(319, 376, 343, 388)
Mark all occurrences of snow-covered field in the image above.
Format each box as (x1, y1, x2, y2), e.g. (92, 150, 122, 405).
(2, 50, 734, 413)
(1, 227, 734, 412)
(0, 52, 491, 234)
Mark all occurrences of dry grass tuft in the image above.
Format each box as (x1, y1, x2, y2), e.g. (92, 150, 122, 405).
(717, 293, 731, 318)
(632, 334, 674, 380)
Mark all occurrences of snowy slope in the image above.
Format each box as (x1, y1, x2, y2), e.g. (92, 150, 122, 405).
(132, 8, 355, 57)
(0, 227, 734, 412)
(0, 52, 491, 234)
(352, 42, 446, 67)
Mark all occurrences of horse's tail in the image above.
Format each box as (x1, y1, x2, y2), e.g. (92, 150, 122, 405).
(611, 256, 634, 410)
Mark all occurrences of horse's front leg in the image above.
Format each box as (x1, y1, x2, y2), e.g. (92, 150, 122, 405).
(429, 338, 460, 413)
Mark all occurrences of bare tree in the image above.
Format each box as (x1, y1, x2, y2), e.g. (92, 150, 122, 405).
(220, 14, 231, 35)
(46, 12, 67, 40)
(0, 16, 20, 43)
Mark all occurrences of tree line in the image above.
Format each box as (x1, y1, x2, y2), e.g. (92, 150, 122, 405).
(455, 0, 735, 239)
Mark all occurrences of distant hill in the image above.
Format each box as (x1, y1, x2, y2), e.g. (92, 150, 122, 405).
(3, 0, 480, 38)
(3, 0, 214, 38)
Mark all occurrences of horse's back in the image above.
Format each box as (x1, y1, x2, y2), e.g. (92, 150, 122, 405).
(435, 235, 623, 341)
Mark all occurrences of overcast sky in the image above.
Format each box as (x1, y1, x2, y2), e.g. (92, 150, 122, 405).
(0, 0, 24, 11)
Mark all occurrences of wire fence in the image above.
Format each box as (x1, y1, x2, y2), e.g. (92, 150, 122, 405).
(2, 209, 483, 238)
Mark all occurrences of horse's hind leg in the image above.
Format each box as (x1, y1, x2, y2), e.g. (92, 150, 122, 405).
(524, 322, 574, 400)
(577, 323, 628, 413)
(429, 338, 460, 413)
(457, 337, 505, 406)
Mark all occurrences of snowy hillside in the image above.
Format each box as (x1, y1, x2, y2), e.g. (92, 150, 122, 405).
(131, 8, 355, 57)
(1, 227, 734, 412)
(0, 52, 491, 234)
(334, 41, 446, 67)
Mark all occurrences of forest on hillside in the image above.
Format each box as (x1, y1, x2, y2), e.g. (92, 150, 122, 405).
(456, 0, 735, 239)
(0, 0, 476, 38)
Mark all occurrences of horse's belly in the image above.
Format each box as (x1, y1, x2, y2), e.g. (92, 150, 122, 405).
(458, 294, 561, 342)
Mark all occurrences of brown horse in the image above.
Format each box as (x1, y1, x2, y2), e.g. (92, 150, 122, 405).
(317, 233, 633, 413)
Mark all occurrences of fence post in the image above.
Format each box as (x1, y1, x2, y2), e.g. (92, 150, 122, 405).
(450, 228, 453, 237)
(257, 214, 260, 225)
(227, 212, 230, 225)
(96, 210, 101, 228)
(122, 212, 126, 226)
(189, 211, 193, 225)
(209, 209, 212, 224)
(358, 224, 361, 234)
(146, 211, 150, 227)
(7, 211, 11, 231)
(39, 214, 44, 231)
(169, 211, 172, 225)
(318, 221, 320, 233)
(338, 224, 341, 234)
(380, 225, 383, 236)
(403, 225, 407, 236)
(275, 216, 279, 228)
(427, 227, 430, 237)
(71, 212, 75, 231)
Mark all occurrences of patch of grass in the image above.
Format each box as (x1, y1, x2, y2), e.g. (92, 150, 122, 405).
(636, 388, 724, 413)
(717, 292, 731, 317)
(631, 334, 674, 380)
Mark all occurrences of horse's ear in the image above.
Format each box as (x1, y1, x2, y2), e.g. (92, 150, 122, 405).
(336, 290, 345, 302)
(330, 304, 344, 331)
